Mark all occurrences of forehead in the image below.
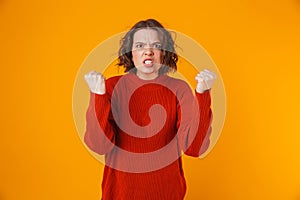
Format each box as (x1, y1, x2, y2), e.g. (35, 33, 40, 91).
(133, 29, 161, 42)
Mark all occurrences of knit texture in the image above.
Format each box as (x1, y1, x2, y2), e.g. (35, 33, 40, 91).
(84, 73, 212, 200)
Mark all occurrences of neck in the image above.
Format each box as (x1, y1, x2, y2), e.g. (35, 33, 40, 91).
(136, 72, 159, 80)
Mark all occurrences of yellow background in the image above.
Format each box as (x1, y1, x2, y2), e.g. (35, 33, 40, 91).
(1, 0, 300, 199)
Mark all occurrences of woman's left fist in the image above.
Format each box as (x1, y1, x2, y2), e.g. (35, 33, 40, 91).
(195, 69, 216, 93)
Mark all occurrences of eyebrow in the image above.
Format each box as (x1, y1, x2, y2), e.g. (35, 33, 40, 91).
(133, 41, 161, 44)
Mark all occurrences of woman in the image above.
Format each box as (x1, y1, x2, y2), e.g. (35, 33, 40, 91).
(84, 19, 216, 200)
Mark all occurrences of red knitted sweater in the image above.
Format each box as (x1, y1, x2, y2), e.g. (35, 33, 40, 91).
(84, 73, 212, 200)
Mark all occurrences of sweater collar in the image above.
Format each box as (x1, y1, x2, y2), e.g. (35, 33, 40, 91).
(126, 72, 169, 85)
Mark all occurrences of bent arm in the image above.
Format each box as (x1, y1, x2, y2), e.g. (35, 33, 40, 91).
(177, 86, 212, 157)
(84, 92, 117, 155)
(184, 90, 212, 157)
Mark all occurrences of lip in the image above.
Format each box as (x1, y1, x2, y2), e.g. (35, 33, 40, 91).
(143, 58, 154, 67)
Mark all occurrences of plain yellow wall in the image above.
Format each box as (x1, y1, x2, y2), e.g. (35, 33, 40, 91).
(1, 0, 300, 200)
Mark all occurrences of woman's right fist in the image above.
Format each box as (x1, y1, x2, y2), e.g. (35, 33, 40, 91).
(84, 71, 106, 94)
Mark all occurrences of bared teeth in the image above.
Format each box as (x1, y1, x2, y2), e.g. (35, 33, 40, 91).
(145, 60, 152, 64)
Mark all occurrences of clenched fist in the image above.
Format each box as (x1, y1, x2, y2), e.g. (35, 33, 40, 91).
(84, 71, 106, 95)
(195, 69, 216, 93)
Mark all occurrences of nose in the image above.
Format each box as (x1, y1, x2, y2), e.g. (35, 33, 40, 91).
(144, 47, 154, 56)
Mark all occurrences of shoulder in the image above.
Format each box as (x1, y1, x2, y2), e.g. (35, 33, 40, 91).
(105, 75, 123, 95)
(165, 75, 192, 91)
(163, 75, 195, 100)
(106, 75, 122, 84)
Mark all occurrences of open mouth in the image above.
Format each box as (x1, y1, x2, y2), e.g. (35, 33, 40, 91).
(143, 59, 153, 67)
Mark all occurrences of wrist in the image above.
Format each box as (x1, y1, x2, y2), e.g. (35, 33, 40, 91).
(91, 89, 106, 95)
(196, 88, 210, 94)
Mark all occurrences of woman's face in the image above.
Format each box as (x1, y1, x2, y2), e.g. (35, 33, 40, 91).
(131, 29, 163, 80)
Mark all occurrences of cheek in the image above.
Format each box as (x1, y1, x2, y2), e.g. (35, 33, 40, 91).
(132, 51, 140, 64)
(155, 51, 163, 63)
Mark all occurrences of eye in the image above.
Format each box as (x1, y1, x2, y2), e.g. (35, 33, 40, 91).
(153, 43, 162, 49)
(135, 43, 144, 48)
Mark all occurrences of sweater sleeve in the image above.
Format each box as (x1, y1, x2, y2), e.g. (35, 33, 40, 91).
(84, 91, 117, 155)
(177, 86, 212, 157)
(185, 90, 212, 157)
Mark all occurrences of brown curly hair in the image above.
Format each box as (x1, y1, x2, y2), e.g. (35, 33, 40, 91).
(117, 19, 178, 74)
